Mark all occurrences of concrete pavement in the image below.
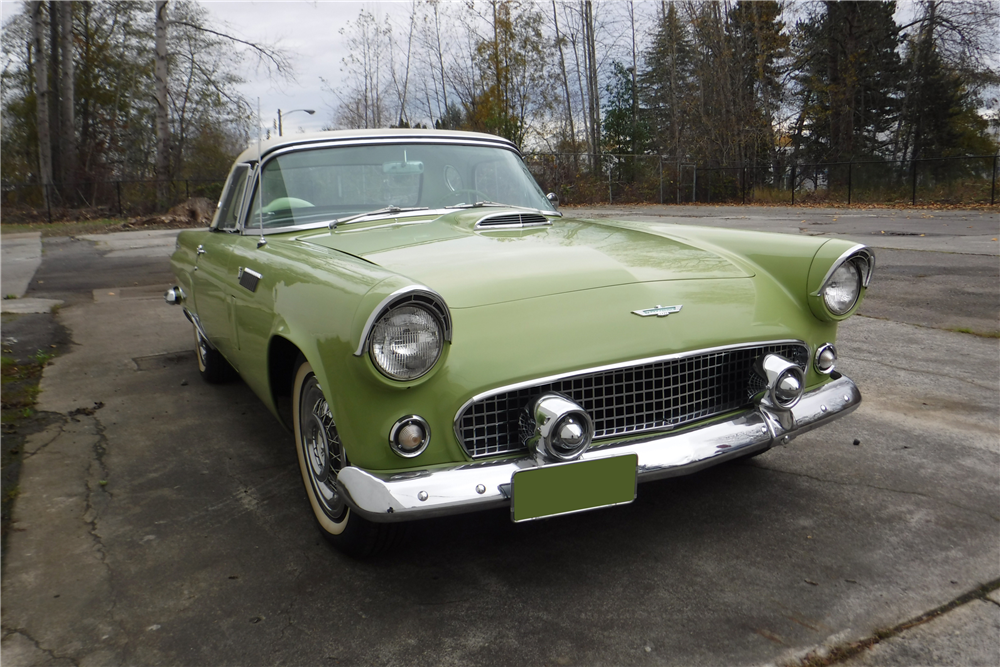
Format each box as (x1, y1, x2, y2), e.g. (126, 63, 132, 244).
(1, 233, 63, 314)
(1, 208, 997, 666)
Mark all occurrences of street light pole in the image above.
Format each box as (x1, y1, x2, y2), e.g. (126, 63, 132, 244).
(277, 108, 316, 137)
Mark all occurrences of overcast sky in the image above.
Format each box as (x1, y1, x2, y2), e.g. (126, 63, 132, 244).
(202, 1, 413, 135)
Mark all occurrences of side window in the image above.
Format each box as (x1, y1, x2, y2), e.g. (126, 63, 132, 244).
(213, 165, 250, 230)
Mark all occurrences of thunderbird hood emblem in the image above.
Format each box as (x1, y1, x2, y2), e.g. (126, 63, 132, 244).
(632, 304, 683, 318)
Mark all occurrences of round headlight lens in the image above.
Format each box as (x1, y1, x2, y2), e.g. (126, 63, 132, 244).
(822, 261, 862, 315)
(369, 306, 442, 380)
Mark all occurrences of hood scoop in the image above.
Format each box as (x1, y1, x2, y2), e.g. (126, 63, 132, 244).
(475, 211, 551, 230)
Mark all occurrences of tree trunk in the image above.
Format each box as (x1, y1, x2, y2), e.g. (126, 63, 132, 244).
(154, 0, 170, 210)
(48, 1, 61, 198)
(551, 0, 576, 158)
(58, 1, 76, 203)
(31, 1, 53, 210)
(581, 0, 600, 172)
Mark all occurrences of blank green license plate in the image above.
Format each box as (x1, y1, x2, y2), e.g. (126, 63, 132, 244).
(511, 454, 638, 523)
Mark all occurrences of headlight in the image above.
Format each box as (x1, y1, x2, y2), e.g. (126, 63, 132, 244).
(369, 305, 443, 380)
(822, 260, 862, 315)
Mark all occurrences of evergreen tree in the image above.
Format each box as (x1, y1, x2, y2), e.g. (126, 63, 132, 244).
(793, 1, 903, 167)
(603, 60, 648, 182)
(638, 2, 695, 160)
(727, 1, 789, 172)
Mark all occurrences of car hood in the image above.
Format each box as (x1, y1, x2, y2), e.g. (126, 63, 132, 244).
(298, 210, 752, 308)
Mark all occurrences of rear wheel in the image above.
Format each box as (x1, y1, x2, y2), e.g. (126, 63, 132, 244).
(194, 326, 234, 383)
(292, 358, 407, 558)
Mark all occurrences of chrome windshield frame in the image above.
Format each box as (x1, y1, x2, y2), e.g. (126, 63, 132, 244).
(236, 136, 555, 235)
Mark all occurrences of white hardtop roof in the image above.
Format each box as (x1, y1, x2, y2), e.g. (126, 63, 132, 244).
(234, 128, 518, 163)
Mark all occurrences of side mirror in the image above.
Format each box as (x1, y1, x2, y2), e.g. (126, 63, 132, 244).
(546, 192, 559, 209)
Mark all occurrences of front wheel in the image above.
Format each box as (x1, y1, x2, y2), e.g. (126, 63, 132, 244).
(292, 359, 407, 558)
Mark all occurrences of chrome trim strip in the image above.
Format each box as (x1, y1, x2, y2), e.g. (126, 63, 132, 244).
(452, 339, 807, 446)
(182, 308, 215, 351)
(813, 245, 875, 295)
(353, 285, 454, 357)
(261, 135, 520, 162)
(338, 375, 861, 523)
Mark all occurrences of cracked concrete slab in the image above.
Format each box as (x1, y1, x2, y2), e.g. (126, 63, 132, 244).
(1, 416, 121, 664)
(840, 598, 1000, 666)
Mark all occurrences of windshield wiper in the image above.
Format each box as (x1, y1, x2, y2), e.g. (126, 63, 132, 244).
(444, 200, 505, 209)
(329, 206, 428, 230)
(445, 201, 563, 217)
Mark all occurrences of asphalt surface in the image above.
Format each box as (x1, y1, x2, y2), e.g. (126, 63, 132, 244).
(1, 206, 998, 666)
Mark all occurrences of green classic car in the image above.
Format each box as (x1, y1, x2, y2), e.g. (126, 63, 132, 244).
(166, 129, 873, 557)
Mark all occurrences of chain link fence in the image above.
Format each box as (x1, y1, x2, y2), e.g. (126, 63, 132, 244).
(2, 154, 996, 224)
(1, 178, 227, 222)
(524, 153, 999, 207)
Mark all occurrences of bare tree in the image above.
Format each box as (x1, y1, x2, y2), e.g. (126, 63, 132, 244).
(581, 0, 601, 168)
(551, 0, 576, 151)
(57, 1, 75, 197)
(154, 0, 170, 208)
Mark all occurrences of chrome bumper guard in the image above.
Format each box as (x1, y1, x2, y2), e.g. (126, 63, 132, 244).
(337, 375, 861, 523)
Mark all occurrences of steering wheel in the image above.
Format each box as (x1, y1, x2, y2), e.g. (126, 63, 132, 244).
(434, 189, 491, 207)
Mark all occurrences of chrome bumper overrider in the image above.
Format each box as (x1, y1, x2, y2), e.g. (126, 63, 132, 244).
(337, 375, 861, 523)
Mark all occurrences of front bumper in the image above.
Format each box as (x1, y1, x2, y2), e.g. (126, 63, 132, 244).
(337, 375, 861, 523)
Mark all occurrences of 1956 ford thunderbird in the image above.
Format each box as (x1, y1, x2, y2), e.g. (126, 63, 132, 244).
(166, 129, 873, 557)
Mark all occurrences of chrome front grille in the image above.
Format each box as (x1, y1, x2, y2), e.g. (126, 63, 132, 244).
(455, 342, 808, 459)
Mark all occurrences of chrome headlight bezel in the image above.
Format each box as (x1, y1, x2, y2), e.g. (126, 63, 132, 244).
(812, 247, 874, 321)
(356, 286, 452, 382)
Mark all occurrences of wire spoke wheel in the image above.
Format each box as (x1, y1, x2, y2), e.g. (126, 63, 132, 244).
(291, 358, 410, 557)
(299, 374, 346, 522)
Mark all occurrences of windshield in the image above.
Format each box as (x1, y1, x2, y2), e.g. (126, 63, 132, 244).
(244, 142, 554, 230)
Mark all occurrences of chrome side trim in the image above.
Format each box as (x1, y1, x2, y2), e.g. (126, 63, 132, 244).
(353, 285, 454, 357)
(182, 308, 216, 351)
(452, 339, 806, 443)
(238, 267, 262, 293)
(813, 245, 875, 295)
(338, 375, 861, 523)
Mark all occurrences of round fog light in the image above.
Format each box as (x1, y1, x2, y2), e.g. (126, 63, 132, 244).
(522, 393, 594, 462)
(389, 416, 430, 458)
(553, 415, 588, 453)
(755, 354, 805, 411)
(774, 372, 802, 406)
